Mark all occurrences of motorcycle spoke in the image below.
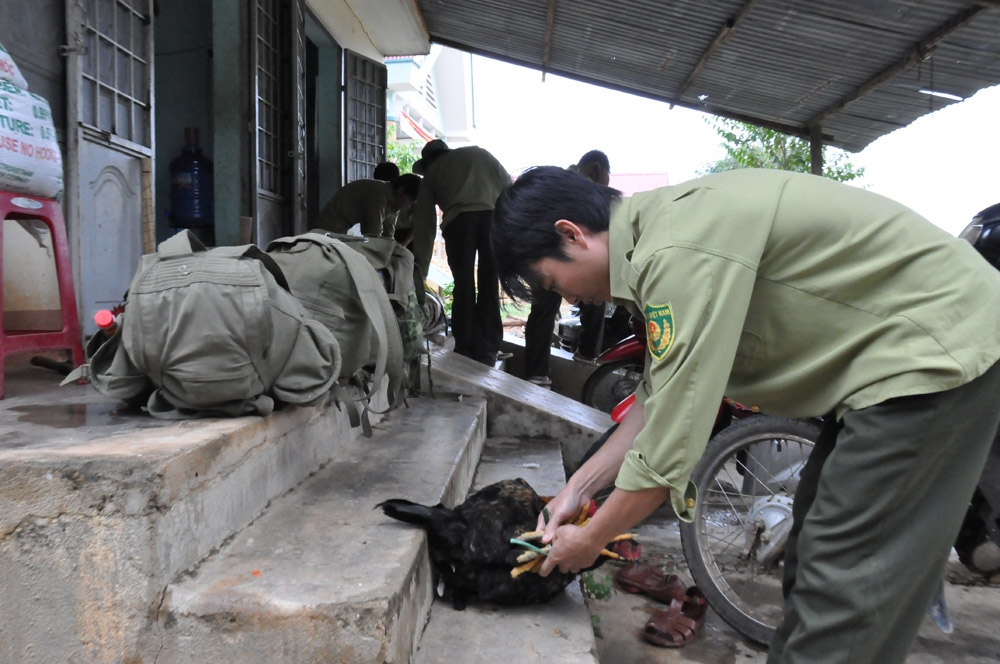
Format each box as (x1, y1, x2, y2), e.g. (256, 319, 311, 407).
(701, 526, 746, 552)
(708, 473, 752, 528)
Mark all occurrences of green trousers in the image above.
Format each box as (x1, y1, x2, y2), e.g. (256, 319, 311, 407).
(768, 360, 1000, 664)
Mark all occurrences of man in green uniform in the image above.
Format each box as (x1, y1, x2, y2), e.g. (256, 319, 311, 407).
(490, 166, 1000, 664)
(412, 139, 510, 365)
(568, 149, 614, 363)
(316, 176, 417, 237)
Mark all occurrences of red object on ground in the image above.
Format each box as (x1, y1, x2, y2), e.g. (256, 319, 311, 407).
(615, 562, 689, 604)
(644, 586, 709, 647)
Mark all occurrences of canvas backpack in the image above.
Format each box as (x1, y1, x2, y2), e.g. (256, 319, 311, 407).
(320, 232, 427, 376)
(266, 232, 408, 428)
(64, 230, 341, 419)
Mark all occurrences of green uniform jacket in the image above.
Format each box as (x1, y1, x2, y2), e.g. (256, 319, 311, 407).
(411, 146, 510, 277)
(388, 205, 415, 241)
(316, 179, 395, 236)
(610, 169, 1000, 519)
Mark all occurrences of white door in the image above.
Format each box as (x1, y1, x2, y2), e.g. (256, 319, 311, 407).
(65, 0, 154, 333)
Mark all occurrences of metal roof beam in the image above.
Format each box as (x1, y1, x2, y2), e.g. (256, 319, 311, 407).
(806, 4, 988, 129)
(676, 0, 760, 99)
(541, 0, 558, 81)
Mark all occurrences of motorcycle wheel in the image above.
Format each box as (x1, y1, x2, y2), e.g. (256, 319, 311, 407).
(581, 359, 644, 413)
(421, 289, 447, 335)
(679, 415, 820, 645)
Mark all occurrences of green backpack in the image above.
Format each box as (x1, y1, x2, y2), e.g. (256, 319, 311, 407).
(266, 232, 409, 426)
(64, 230, 340, 419)
(321, 232, 426, 366)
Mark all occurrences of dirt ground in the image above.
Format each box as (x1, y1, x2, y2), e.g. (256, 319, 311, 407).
(583, 505, 1000, 664)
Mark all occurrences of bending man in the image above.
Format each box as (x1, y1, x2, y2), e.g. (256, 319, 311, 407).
(490, 166, 1000, 664)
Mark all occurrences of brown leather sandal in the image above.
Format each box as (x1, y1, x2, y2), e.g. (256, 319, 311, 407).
(614, 562, 688, 604)
(643, 586, 708, 648)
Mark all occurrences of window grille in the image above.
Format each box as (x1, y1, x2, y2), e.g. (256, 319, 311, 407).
(344, 50, 386, 182)
(256, 0, 286, 196)
(78, 0, 151, 149)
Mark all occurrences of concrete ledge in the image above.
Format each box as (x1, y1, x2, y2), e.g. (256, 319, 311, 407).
(425, 345, 613, 471)
(156, 395, 488, 664)
(500, 333, 602, 403)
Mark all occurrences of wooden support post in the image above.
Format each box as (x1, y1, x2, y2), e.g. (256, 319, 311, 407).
(810, 125, 824, 176)
(141, 157, 155, 253)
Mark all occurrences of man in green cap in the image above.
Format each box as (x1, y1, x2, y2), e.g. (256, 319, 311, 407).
(490, 165, 1000, 664)
(411, 138, 510, 365)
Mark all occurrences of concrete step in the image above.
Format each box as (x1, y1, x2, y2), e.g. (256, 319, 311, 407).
(155, 394, 488, 664)
(413, 436, 600, 664)
(0, 346, 610, 663)
(0, 367, 376, 663)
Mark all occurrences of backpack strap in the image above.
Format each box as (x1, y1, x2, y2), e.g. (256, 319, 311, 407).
(319, 236, 405, 409)
(156, 228, 206, 257)
(157, 230, 292, 291)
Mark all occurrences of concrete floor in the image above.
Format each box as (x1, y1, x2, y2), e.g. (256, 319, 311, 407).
(585, 505, 1000, 664)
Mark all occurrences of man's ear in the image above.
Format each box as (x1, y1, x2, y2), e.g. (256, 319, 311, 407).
(554, 219, 585, 245)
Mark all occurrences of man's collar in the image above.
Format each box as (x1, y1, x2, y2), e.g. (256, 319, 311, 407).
(608, 197, 635, 303)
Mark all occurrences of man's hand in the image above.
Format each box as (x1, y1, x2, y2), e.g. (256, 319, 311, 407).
(537, 524, 602, 576)
(536, 485, 589, 544)
(538, 484, 671, 578)
(535, 402, 647, 545)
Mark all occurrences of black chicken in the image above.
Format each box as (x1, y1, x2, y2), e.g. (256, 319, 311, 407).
(376, 477, 641, 610)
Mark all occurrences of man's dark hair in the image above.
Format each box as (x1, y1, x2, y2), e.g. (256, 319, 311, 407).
(373, 161, 400, 182)
(577, 149, 610, 173)
(492, 165, 620, 301)
(394, 173, 421, 199)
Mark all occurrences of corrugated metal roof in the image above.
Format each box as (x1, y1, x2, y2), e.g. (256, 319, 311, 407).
(413, 0, 1000, 152)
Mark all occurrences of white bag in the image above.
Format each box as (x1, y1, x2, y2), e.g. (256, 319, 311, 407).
(0, 41, 28, 90)
(0, 80, 63, 199)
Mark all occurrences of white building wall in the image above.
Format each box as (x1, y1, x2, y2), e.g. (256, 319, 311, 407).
(388, 45, 476, 147)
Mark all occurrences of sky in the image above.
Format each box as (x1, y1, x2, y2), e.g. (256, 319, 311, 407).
(466, 54, 1000, 236)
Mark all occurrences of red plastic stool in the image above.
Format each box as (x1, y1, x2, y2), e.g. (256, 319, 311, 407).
(0, 190, 84, 398)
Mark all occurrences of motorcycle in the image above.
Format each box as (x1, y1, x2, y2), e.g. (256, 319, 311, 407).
(954, 200, 1000, 580)
(579, 314, 646, 413)
(555, 303, 634, 357)
(421, 287, 448, 337)
(579, 202, 1000, 644)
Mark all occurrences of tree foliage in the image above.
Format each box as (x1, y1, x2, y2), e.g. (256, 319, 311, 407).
(386, 126, 424, 174)
(700, 118, 865, 183)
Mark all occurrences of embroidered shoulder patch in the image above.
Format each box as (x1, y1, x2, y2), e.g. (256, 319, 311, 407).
(645, 303, 675, 362)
